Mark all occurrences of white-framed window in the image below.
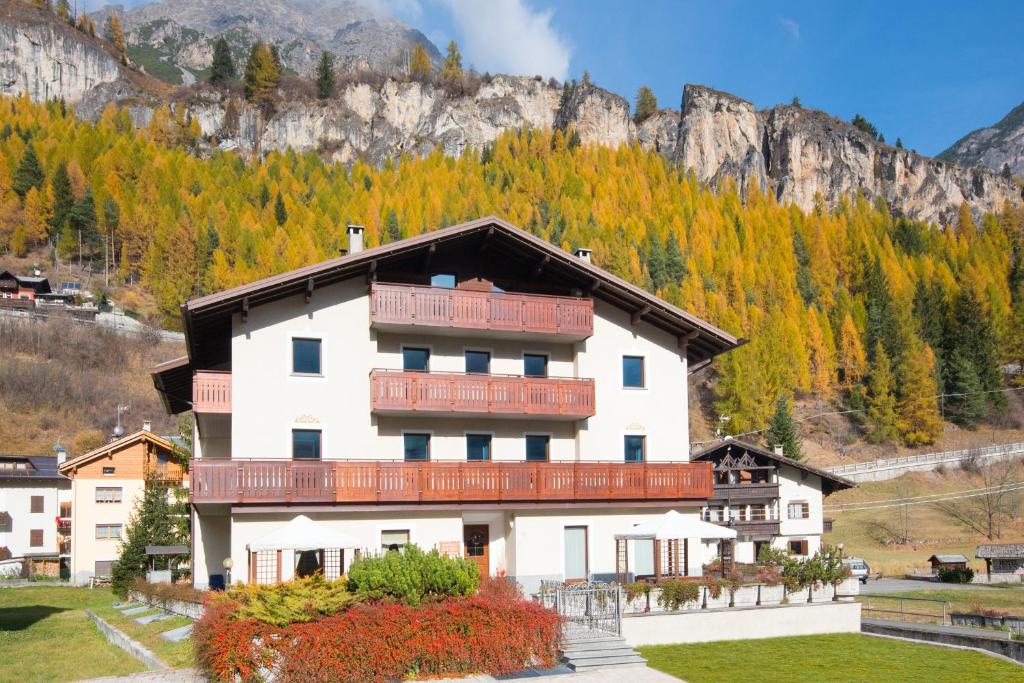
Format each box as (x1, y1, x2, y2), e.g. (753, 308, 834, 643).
(95, 487, 123, 504)
(96, 524, 123, 540)
(381, 529, 410, 552)
(787, 501, 810, 520)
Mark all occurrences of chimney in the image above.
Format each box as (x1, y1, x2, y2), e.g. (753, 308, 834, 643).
(143, 420, 152, 433)
(773, 444, 784, 456)
(347, 224, 364, 254)
(574, 247, 592, 263)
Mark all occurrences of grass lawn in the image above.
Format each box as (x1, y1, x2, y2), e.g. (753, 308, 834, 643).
(639, 633, 1024, 683)
(0, 586, 145, 683)
(92, 601, 194, 669)
(865, 586, 1024, 616)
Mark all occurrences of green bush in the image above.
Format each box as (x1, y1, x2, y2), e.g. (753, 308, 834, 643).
(346, 544, 479, 605)
(215, 574, 357, 626)
(657, 579, 701, 611)
(938, 567, 975, 584)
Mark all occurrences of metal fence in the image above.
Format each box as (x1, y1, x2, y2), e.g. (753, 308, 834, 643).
(858, 594, 951, 625)
(539, 581, 622, 639)
(827, 443, 1024, 480)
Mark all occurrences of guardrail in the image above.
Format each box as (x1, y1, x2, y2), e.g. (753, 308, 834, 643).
(858, 594, 951, 625)
(826, 442, 1024, 481)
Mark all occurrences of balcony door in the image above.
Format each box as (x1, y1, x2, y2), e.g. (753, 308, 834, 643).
(564, 526, 588, 583)
(463, 524, 489, 578)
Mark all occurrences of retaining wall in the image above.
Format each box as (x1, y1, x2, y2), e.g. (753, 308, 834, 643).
(129, 590, 205, 619)
(862, 619, 1024, 664)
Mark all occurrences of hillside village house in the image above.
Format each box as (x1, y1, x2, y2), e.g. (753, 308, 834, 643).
(153, 217, 742, 592)
(58, 429, 184, 585)
(691, 440, 854, 563)
(0, 455, 70, 577)
(976, 544, 1024, 579)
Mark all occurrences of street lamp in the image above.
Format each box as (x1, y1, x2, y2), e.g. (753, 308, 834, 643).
(222, 557, 234, 587)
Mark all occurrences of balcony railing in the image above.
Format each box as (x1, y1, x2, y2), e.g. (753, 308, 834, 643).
(370, 282, 593, 339)
(190, 459, 713, 505)
(193, 370, 232, 414)
(703, 510, 781, 536)
(709, 482, 780, 501)
(370, 369, 596, 419)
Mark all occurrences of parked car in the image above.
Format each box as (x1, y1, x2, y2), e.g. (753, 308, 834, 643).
(843, 557, 871, 584)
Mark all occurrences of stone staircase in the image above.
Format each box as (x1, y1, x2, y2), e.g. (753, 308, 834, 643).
(560, 634, 647, 671)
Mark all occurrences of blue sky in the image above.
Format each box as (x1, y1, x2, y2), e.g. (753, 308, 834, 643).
(98, 0, 1024, 156)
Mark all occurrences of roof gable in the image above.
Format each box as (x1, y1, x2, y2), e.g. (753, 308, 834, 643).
(691, 439, 856, 494)
(58, 430, 176, 477)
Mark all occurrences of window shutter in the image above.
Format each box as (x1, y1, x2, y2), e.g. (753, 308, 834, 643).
(30, 496, 44, 513)
(30, 529, 43, 547)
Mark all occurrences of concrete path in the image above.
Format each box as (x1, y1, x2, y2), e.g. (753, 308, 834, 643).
(75, 670, 204, 683)
(160, 624, 193, 642)
(861, 578, 1002, 594)
(438, 665, 682, 682)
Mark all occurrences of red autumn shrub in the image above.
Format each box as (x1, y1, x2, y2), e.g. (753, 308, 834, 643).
(194, 594, 562, 683)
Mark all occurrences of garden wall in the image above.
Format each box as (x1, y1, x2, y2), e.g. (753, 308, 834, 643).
(129, 590, 205, 619)
(621, 600, 861, 646)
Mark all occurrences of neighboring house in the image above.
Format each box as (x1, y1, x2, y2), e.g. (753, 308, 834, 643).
(0, 270, 51, 302)
(0, 455, 71, 577)
(976, 544, 1024, 578)
(58, 429, 184, 585)
(691, 439, 855, 562)
(152, 217, 742, 591)
(928, 554, 970, 574)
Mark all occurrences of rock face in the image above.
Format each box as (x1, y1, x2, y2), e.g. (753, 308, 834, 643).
(938, 100, 1024, 179)
(678, 86, 1022, 225)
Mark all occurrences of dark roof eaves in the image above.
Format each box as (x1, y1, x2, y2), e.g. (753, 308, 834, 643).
(691, 439, 857, 490)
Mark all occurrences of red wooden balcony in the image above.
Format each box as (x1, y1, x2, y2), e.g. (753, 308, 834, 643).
(370, 369, 596, 419)
(189, 459, 713, 505)
(193, 370, 232, 414)
(370, 282, 593, 340)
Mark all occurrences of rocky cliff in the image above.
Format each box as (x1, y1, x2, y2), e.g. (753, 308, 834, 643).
(939, 100, 1024, 179)
(1, 2, 1019, 224)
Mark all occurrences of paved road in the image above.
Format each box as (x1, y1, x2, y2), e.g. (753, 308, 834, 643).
(861, 578, 1012, 594)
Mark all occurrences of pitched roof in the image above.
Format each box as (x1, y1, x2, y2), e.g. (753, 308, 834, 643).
(928, 554, 969, 564)
(0, 455, 69, 482)
(690, 439, 856, 494)
(57, 430, 176, 477)
(977, 543, 1024, 559)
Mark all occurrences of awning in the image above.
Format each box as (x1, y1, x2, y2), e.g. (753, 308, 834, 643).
(145, 545, 189, 556)
(615, 510, 738, 541)
(247, 515, 362, 552)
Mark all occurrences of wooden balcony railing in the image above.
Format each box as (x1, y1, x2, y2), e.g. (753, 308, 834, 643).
(370, 369, 596, 418)
(370, 282, 593, 339)
(189, 459, 713, 505)
(193, 370, 232, 414)
(710, 482, 780, 501)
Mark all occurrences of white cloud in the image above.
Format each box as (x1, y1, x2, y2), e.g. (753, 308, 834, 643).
(363, 0, 425, 21)
(442, 0, 570, 80)
(780, 17, 800, 41)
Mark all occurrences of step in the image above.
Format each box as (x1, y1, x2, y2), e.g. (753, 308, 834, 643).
(561, 636, 629, 649)
(136, 612, 173, 625)
(562, 645, 639, 657)
(120, 605, 151, 616)
(160, 624, 193, 642)
(567, 657, 648, 671)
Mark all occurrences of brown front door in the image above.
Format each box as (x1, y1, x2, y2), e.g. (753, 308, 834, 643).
(463, 524, 489, 578)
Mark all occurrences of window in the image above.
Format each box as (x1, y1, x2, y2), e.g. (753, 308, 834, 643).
(30, 496, 44, 514)
(251, 550, 280, 585)
(624, 435, 646, 463)
(525, 435, 550, 462)
(788, 539, 809, 556)
(95, 560, 116, 577)
(464, 350, 491, 374)
(381, 529, 410, 552)
(292, 338, 322, 374)
(102, 466, 115, 475)
(404, 433, 430, 461)
(787, 501, 810, 520)
(95, 487, 123, 504)
(29, 529, 43, 547)
(292, 430, 322, 461)
(466, 434, 492, 461)
(750, 503, 767, 521)
(403, 347, 430, 372)
(633, 538, 654, 577)
(96, 524, 123, 540)
(430, 273, 456, 288)
(523, 353, 549, 377)
(622, 356, 645, 388)
(564, 527, 588, 581)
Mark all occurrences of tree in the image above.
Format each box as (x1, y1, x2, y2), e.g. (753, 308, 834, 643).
(441, 40, 462, 83)
(943, 288, 1004, 420)
(314, 51, 336, 100)
(382, 208, 401, 243)
(55, 0, 71, 22)
(104, 15, 127, 63)
(837, 313, 867, 385)
(274, 192, 287, 226)
(1003, 163, 1014, 181)
(76, 13, 96, 36)
(896, 340, 942, 446)
(791, 95, 802, 108)
(50, 162, 73, 235)
(243, 41, 280, 108)
(209, 37, 235, 86)
(111, 472, 182, 597)
(865, 343, 899, 443)
(851, 113, 879, 140)
(12, 144, 44, 198)
(765, 395, 802, 460)
(409, 43, 431, 80)
(933, 455, 1023, 540)
(895, 137, 904, 149)
(633, 86, 658, 124)
(68, 189, 98, 250)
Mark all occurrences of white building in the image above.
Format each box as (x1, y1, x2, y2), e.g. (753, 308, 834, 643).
(691, 440, 855, 563)
(0, 455, 70, 577)
(152, 217, 742, 592)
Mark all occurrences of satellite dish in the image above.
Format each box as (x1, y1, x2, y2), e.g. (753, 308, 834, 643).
(112, 424, 125, 438)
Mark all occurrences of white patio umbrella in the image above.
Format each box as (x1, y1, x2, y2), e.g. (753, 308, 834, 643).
(616, 509, 737, 541)
(247, 515, 362, 552)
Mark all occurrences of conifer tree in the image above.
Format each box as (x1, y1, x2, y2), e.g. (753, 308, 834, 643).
(243, 42, 280, 108)
(314, 51, 336, 100)
(866, 343, 899, 443)
(766, 395, 802, 460)
(104, 15, 127, 63)
(274, 192, 287, 226)
(633, 86, 658, 124)
(50, 161, 73, 235)
(943, 351, 987, 427)
(12, 144, 43, 198)
(409, 43, 431, 80)
(209, 37, 235, 86)
(111, 472, 180, 597)
(897, 340, 943, 446)
(383, 209, 402, 243)
(55, 0, 71, 22)
(944, 288, 1004, 415)
(69, 189, 98, 250)
(441, 41, 462, 83)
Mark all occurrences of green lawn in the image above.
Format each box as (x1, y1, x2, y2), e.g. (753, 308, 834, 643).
(92, 601, 194, 668)
(0, 586, 145, 683)
(639, 633, 1024, 683)
(867, 586, 1024, 616)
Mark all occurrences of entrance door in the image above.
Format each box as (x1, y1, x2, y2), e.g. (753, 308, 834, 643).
(463, 525, 489, 577)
